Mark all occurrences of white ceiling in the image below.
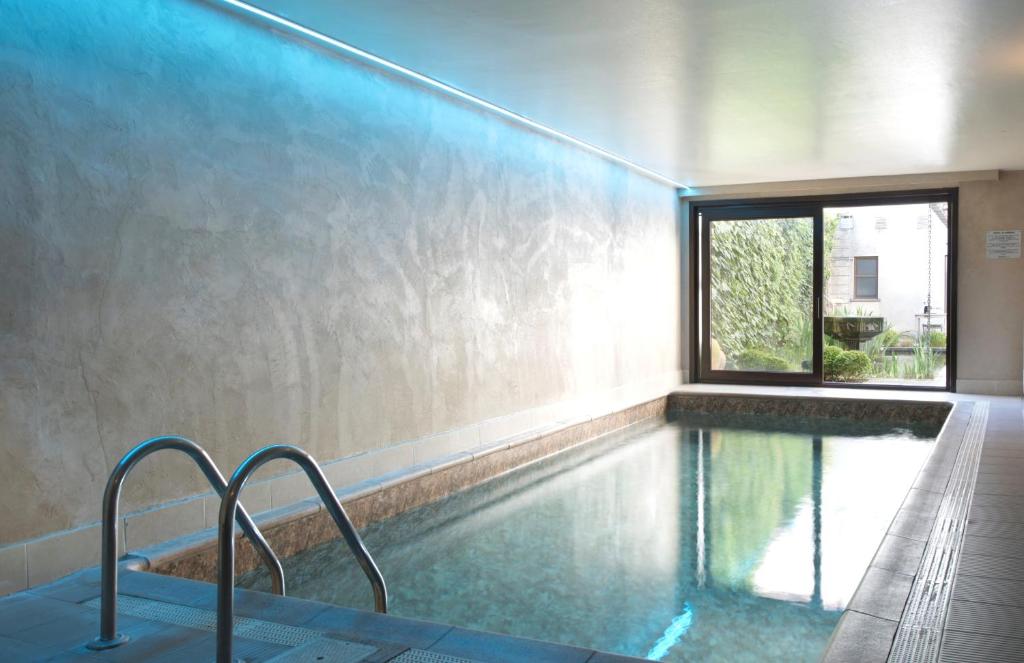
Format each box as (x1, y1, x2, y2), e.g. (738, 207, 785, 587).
(247, 0, 1024, 187)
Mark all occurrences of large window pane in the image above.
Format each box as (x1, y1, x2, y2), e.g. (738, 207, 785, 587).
(823, 203, 948, 386)
(708, 217, 815, 373)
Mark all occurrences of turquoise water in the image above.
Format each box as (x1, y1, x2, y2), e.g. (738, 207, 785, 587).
(240, 413, 938, 661)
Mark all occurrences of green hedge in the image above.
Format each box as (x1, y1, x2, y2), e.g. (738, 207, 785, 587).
(824, 346, 871, 382)
(736, 349, 791, 372)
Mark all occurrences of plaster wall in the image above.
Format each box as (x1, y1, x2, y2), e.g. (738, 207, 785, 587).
(957, 172, 1024, 395)
(0, 0, 681, 588)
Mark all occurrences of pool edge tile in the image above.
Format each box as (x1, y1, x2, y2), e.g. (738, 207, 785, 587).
(821, 610, 898, 663)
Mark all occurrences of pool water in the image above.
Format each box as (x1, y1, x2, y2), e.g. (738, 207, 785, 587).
(240, 413, 939, 662)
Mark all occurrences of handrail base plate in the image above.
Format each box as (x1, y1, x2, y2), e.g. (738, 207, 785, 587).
(86, 633, 130, 650)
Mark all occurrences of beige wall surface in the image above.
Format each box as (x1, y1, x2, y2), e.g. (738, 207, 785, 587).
(0, 0, 681, 550)
(681, 170, 1024, 395)
(958, 172, 1024, 395)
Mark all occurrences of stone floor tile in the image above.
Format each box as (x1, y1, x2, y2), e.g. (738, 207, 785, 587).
(871, 535, 926, 576)
(819, 611, 897, 663)
(848, 567, 914, 622)
(429, 627, 594, 663)
(304, 605, 451, 650)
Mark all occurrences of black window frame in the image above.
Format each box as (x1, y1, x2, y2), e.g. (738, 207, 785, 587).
(688, 188, 958, 392)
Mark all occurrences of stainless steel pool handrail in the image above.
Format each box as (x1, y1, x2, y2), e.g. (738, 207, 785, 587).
(216, 444, 387, 663)
(87, 436, 286, 651)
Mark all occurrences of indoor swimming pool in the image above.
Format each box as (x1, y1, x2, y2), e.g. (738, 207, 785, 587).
(240, 412, 941, 662)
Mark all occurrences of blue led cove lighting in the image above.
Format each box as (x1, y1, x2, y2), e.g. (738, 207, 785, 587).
(215, 0, 685, 189)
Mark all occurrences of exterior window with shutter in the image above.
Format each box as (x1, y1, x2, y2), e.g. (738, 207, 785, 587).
(853, 256, 878, 299)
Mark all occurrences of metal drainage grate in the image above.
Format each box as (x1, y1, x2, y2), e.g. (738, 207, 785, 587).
(236, 619, 324, 648)
(85, 595, 375, 655)
(86, 595, 217, 631)
(265, 637, 377, 662)
(888, 401, 989, 663)
(390, 650, 480, 663)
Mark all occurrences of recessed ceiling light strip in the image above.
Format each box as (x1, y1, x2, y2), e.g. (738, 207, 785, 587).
(216, 0, 685, 189)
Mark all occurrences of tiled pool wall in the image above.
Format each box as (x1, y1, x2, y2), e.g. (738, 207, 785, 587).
(146, 396, 671, 582)
(145, 392, 954, 586)
(666, 392, 952, 428)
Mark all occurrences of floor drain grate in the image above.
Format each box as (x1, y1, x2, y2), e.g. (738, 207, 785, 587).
(85, 595, 218, 632)
(236, 619, 323, 647)
(84, 595, 376, 656)
(390, 650, 479, 663)
(888, 401, 989, 663)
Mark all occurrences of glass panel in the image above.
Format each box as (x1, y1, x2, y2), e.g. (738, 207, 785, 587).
(708, 217, 814, 373)
(855, 257, 877, 277)
(824, 202, 949, 387)
(854, 277, 877, 298)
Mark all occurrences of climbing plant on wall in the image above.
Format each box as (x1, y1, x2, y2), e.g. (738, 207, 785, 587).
(709, 215, 841, 369)
(710, 218, 817, 366)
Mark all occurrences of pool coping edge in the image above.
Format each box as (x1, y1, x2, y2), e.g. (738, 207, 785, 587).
(820, 399, 979, 663)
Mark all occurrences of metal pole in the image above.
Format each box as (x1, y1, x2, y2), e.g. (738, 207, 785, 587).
(88, 436, 286, 650)
(217, 445, 387, 663)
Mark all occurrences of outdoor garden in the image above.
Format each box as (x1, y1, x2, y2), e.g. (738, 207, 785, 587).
(709, 217, 946, 382)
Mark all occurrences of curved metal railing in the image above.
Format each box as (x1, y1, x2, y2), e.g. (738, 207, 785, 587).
(216, 444, 387, 663)
(88, 436, 286, 650)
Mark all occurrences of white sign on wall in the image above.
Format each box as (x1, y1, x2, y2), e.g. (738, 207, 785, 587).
(986, 230, 1021, 260)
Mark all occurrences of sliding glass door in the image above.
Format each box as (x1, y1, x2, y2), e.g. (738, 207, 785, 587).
(700, 206, 823, 384)
(694, 192, 956, 391)
(821, 201, 950, 387)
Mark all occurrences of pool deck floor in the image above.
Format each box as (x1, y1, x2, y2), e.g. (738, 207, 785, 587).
(1, 384, 1021, 662)
(933, 396, 1024, 662)
(0, 566, 642, 662)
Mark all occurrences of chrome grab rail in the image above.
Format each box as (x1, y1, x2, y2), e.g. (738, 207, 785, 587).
(88, 436, 286, 650)
(216, 444, 387, 663)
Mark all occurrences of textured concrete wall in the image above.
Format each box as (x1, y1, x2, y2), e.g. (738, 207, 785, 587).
(0, 0, 681, 549)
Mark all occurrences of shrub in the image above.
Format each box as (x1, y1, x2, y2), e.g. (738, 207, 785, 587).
(824, 346, 871, 382)
(877, 328, 901, 348)
(927, 331, 947, 348)
(837, 350, 871, 380)
(823, 345, 842, 378)
(736, 349, 791, 372)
